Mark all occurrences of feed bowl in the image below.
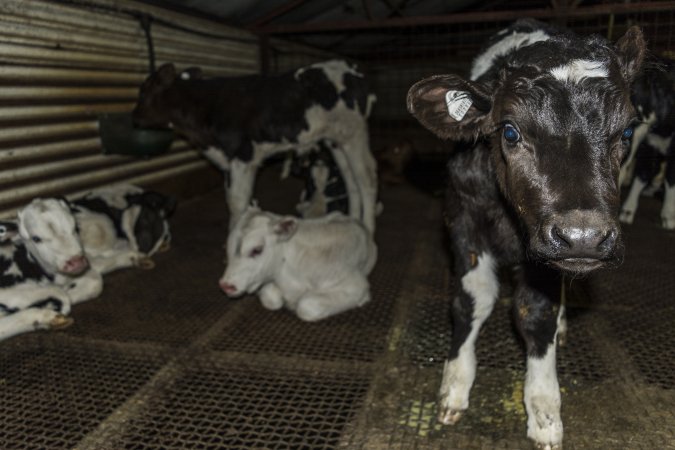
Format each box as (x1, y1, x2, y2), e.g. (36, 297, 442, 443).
(98, 112, 174, 157)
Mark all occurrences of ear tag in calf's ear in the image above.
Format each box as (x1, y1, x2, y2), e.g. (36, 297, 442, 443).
(445, 90, 472, 121)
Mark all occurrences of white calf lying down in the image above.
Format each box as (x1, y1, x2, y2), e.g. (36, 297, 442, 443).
(70, 184, 176, 274)
(219, 208, 377, 321)
(0, 198, 103, 341)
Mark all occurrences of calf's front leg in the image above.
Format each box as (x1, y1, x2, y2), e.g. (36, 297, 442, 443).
(438, 251, 498, 425)
(259, 283, 283, 310)
(0, 283, 73, 341)
(57, 269, 103, 305)
(226, 159, 258, 229)
(514, 267, 563, 450)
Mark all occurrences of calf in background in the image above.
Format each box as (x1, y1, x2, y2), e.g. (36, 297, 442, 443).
(291, 140, 349, 218)
(407, 19, 644, 449)
(375, 138, 416, 185)
(219, 207, 377, 322)
(70, 184, 176, 274)
(0, 198, 103, 341)
(619, 58, 675, 229)
(132, 60, 378, 232)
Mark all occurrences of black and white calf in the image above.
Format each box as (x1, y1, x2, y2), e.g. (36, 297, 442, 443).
(0, 198, 103, 341)
(219, 207, 376, 322)
(132, 60, 377, 232)
(407, 19, 645, 449)
(291, 140, 349, 218)
(619, 59, 675, 229)
(70, 184, 176, 274)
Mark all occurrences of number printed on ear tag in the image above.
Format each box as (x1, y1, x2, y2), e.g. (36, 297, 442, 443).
(445, 90, 472, 121)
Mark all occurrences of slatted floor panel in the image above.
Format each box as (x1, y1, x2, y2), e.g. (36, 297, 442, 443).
(1, 167, 673, 449)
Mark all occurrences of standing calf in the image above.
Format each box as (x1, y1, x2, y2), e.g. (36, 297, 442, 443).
(219, 207, 376, 322)
(407, 19, 645, 449)
(132, 60, 378, 232)
(619, 59, 675, 228)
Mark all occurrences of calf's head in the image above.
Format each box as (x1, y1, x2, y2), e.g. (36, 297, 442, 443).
(219, 208, 298, 297)
(407, 27, 645, 274)
(132, 63, 177, 128)
(18, 198, 88, 276)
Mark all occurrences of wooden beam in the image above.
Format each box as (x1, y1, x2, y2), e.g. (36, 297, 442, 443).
(255, 1, 675, 34)
(250, 0, 311, 28)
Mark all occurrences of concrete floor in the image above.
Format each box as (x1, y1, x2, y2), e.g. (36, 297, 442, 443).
(1, 168, 674, 450)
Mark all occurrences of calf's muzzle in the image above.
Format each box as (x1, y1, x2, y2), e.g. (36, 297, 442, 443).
(538, 210, 620, 272)
(63, 254, 89, 275)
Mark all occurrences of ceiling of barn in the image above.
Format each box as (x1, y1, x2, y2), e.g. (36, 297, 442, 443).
(138, 0, 675, 60)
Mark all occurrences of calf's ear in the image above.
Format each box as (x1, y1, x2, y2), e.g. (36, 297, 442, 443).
(155, 63, 177, 86)
(273, 217, 298, 242)
(614, 26, 646, 82)
(407, 74, 492, 141)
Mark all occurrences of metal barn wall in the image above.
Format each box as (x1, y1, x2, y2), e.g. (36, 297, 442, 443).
(0, 0, 263, 218)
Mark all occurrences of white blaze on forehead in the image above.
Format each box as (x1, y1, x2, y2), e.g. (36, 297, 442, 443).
(470, 30, 551, 80)
(550, 59, 608, 83)
(294, 60, 362, 93)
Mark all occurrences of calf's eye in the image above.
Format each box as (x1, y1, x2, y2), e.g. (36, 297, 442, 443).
(622, 127, 633, 140)
(31, 236, 42, 243)
(249, 246, 263, 258)
(503, 124, 520, 143)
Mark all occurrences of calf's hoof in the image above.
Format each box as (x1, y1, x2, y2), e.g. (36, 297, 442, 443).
(136, 257, 155, 270)
(535, 444, 561, 450)
(50, 314, 74, 330)
(437, 407, 463, 425)
(527, 403, 563, 450)
(618, 210, 634, 224)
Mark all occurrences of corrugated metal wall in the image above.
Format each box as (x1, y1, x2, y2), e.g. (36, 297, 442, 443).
(0, 0, 265, 217)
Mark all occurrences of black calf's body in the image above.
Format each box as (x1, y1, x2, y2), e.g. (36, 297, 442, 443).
(132, 60, 377, 232)
(408, 19, 645, 449)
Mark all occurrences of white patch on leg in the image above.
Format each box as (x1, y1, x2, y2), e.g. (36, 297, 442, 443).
(227, 159, 258, 228)
(646, 133, 673, 156)
(438, 253, 498, 424)
(525, 341, 563, 449)
(203, 147, 230, 171)
(550, 59, 608, 83)
(620, 177, 647, 224)
(661, 182, 675, 229)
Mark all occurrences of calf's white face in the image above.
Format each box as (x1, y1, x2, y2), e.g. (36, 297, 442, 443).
(18, 198, 88, 275)
(219, 208, 297, 297)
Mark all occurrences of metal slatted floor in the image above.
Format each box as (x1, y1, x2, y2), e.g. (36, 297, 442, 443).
(1, 169, 673, 450)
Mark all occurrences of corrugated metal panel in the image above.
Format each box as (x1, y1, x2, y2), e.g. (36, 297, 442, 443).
(268, 37, 339, 73)
(0, 0, 261, 217)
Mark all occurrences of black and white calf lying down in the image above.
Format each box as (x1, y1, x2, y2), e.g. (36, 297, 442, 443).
(132, 60, 378, 232)
(219, 207, 377, 322)
(0, 199, 102, 341)
(619, 59, 675, 229)
(0, 185, 175, 342)
(71, 184, 176, 274)
(407, 19, 645, 449)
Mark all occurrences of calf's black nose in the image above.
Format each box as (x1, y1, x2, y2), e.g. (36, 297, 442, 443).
(543, 210, 618, 259)
(548, 225, 617, 257)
